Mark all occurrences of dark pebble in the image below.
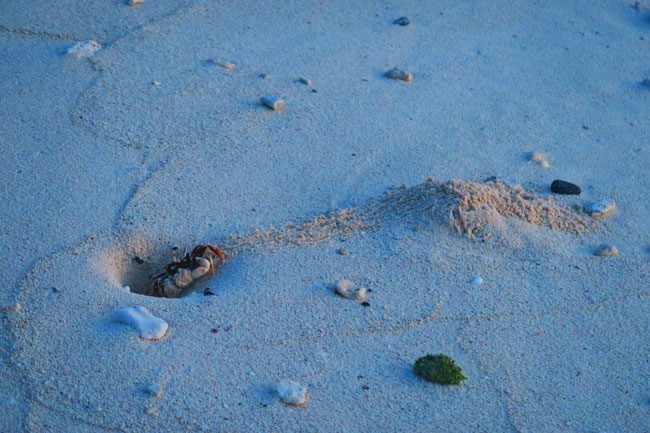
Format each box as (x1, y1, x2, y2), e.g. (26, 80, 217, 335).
(551, 179, 581, 195)
(132, 255, 145, 264)
(361, 301, 370, 307)
(204, 288, 215, 296)
(394, 16, 410, 26)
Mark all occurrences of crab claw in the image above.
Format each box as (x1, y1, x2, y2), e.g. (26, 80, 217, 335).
(191, 257, 212, 280)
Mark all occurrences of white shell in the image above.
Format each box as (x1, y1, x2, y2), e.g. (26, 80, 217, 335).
(584, 199, 616, 217)
(276, 379, 308, 406)
(110, 306, 168, 340)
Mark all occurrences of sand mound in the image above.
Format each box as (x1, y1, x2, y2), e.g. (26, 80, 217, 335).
(439, 179, 590, 238)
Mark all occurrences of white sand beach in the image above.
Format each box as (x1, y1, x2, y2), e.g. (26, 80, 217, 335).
(1, 1, 648, 432)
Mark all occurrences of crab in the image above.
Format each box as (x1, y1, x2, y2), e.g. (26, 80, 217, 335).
(149, 244, 225, 298)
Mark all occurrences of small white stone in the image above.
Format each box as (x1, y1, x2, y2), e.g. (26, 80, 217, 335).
(67, 40, 101, 59)
(4, 303, 22, 313)
(584, 199, 616, 218)
(470, 276, 483, 287)
(219, 61, 236, 70)
(128, 0, 144, 6)
(299, 77, 313, 87)
(355, 287, 368, 302)
(260, 96, 285, 111)
(384, 68, 413, 82)
(334, 279, 353, 298)
(593, 244, 618, 257)
(276, 379, 308, 406)
(110, 306, 168, 341)
(529, 151, 550, 169)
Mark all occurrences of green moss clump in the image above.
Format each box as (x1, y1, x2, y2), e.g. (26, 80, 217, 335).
(413, 354, 467, 385)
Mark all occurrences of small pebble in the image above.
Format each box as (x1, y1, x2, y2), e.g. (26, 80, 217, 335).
(394, 16, 410, 26)
(145, 406, 159, 416)
(152, 80, 161, 86)
(67, 40, 101, 59)
(204, 287, 215, 296)
(355, 287, 368, 302)
(276, 380, 308, 406)
(4, 303, 22, 313)
(384, 68, 413, 82)
(361, 301, 370, 307)
(334, 279, 353, 298)
(529, 151, 550, 169)
(260, 96, 285, 111)
(551, 179, 581, 195)
(128, 0, 144, 6)
(594, 244, 618, 257)
(470, 276, 483, 287)
(299, 77, 313, 87)
(132, 255, 145, 264)
(219, 61, 236, 70)
(336, 248, 348, 256)
(584, 199, 616, 218)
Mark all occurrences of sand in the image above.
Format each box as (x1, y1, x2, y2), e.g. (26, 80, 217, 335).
(1, 1, 649, 432)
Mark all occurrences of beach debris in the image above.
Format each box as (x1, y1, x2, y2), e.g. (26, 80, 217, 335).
(528, 151, 550, 169)
(110, 306, 168, 340)
(394, 16, 410, 26)
(3, 303, 22, 313)
(584, 199, 616, 218)
(219, 61, 236, 70)
(336, 247, 349, 256)
(551, 179, 581, 195)
(260, 96, 285, 111)
(299, 77, 313, 87)
(384, 68, 413, 82)
(470, 276, 483, 287)
(593, 244, 619, 257)
(413, 354, 467, 385)
(276, 380, 308, 406)
(203, 287, 215, 296)
(67, 40, 101, 59)
(334, 278, 353, 298)
(355, 287, 368, 302)
(128, 0, 144, 6)
(149, 244, 225, 298)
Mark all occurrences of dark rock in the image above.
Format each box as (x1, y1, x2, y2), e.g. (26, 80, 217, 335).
(551, 179, 581, 195)
(394, 16, 410, 26)
(204, 287, 215, 296)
